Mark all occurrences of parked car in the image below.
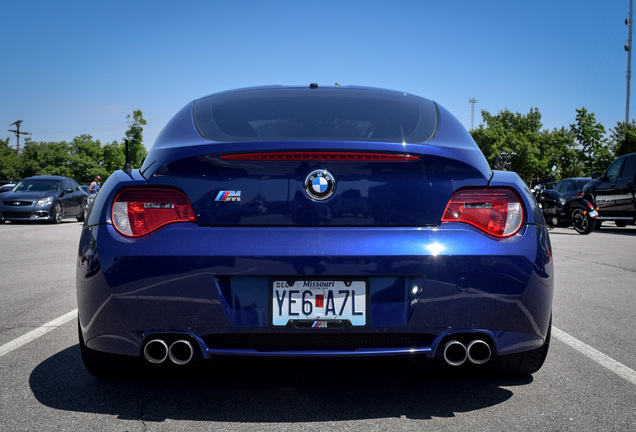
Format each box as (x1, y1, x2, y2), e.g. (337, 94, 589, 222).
(0, 175, 87, 223)
(77, 85, 554, 379)
(80, 185, 98, 220)
(0, 183, 16, 196)
(551, 177, 592, 200)
(582, 152, 636, 228)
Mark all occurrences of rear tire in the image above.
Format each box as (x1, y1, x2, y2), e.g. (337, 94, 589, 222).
(76, 204, 86, 222)
(572, 208, 594, 234)
(615, 221, 628, 228)
(487, 319, 551, 376)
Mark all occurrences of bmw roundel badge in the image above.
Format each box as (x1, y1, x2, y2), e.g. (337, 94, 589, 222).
(304, 169, 336, 201)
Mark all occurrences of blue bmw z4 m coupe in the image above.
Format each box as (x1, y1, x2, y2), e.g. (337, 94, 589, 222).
(76, 85, 553, 378)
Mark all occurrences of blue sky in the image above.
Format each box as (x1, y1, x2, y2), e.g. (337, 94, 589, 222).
(1, 0, 632, 150)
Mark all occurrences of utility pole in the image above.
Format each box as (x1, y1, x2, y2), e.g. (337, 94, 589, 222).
(469, 98, 479, 131)
(8, 120, 31, 157)
(626, 0, 633, 126)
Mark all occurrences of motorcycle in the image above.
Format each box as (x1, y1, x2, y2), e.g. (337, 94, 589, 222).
(533, 182, 598, 235)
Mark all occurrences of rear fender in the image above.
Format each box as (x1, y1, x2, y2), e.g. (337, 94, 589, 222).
(566, 197, 593, 212)
(85, 169, 148, 227)
(489, 170, 543, 225)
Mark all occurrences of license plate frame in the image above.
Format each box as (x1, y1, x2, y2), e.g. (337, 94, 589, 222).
(271, 279, 367, 327)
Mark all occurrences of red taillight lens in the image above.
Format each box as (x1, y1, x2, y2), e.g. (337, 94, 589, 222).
(441, 189, 524, 237)
(112, 188, 197, 237)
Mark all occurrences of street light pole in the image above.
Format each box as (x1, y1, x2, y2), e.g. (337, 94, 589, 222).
(469, 98, 478, 131)
(626, 0, 633, 126)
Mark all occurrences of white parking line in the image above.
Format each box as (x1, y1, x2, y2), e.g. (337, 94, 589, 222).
(0, 309, 77, 358)
(553, 326, 636, 386)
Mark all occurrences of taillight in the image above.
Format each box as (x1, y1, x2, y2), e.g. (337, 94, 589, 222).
(112, 188, 197, 237)
(441, 189, 524, 237)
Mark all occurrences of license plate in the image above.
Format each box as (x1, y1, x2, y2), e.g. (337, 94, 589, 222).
(272, 280, 366, 326)
(589, 210, 598, 218)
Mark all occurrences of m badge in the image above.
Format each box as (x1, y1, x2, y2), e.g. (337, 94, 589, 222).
(215, 191, 241, 202)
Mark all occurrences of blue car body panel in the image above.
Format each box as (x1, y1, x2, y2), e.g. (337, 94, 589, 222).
(77, 86, 553, 368)
(78, 222, 552, 356)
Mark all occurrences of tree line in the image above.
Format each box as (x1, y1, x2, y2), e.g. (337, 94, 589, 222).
(0, 110, 147, 185)
(1, 106, 635, 187)
(471, 106, 636, 185)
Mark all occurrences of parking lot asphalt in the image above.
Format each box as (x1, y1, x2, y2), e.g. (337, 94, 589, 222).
(0, 222, 634, 431)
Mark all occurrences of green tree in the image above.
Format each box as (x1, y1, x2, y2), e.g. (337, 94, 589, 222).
(610, 121, 636, 157)
(0, 137, 21, 180)
(40, 141, 73, 177)
(569, 108, 611, 175)
(20, 140, 73, 178)
(68, 134, 109, 184)
(537, 127, 576, 180)
(471, 108, 544, 184)
(102, 140, 125, 173)
(124, 110, 148, 168)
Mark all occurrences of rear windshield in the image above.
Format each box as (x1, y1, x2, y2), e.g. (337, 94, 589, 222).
(193, 87, 437, 143)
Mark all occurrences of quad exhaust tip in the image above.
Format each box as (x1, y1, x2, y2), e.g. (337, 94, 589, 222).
(443, 340, 468, 366)
(143, 339, 169, 364)
(443, 339, 492, 366)
(169, 339, 194, 365)
(143, 338, 195, 365)
(467, 339, 492, 365)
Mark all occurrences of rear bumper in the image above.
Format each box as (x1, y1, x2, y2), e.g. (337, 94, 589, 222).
(76, 222, 553, 359)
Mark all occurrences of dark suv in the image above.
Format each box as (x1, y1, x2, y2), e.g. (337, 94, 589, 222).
(582, 152, 636, 228)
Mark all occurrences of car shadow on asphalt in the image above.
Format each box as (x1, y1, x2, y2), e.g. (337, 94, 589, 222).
(593, 227, 636, 236)
(29, 345, 532, 422)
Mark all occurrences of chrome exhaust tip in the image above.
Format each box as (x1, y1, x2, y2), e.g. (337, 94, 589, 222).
(143, 339, 169, 364)
(467, 339, 492, 365)
(443, 340, 468, 366)
(168, 339, 194, 365)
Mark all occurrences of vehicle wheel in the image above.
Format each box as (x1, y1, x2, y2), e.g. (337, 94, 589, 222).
(50, 202, 62, 224)
(76, 205, 86, 222)
(572, 208, 594, 234)
(615, 221, 628, 228)
(78, 319, 141, 379)
(487, 318, 551, 376)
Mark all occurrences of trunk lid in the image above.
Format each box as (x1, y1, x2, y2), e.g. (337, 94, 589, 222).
(149, 144, 489, 227)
